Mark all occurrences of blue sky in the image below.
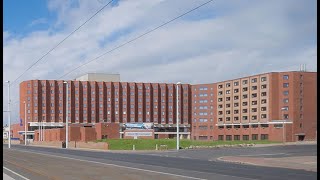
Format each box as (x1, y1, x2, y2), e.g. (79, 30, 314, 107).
(4, 0, 55, 36)
(3, 0, 317, 123)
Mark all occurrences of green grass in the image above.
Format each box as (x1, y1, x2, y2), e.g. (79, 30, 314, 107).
(96, 139, 280, 150)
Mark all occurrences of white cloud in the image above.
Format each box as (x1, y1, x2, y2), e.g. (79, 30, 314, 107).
(28, 18, 48, 27)
(3, 0, 317, 123)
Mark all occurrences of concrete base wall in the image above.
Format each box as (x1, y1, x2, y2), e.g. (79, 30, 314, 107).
(31, 141, 108, 150)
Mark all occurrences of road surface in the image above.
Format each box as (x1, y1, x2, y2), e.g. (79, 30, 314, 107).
(3, 144, 317, 180)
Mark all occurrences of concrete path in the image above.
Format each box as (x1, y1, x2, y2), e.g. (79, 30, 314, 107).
(3, 173, 15, 180)
(218, 156, 317, 172)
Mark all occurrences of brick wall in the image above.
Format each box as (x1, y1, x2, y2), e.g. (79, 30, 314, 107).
(95, 123, 120, 140)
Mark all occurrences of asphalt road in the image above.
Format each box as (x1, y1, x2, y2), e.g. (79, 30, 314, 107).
(3, 144, 317, 180)
(139, 144, 317, 161)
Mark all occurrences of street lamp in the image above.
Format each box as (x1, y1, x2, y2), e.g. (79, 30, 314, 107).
(24, 101, 27, 145)
(64, 81, 69, 149)
(5, 81, 11, 148)
(176, 82, 181, 150)
(281, 107, 287, 145)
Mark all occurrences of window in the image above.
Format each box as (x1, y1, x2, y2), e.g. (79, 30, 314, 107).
(251, 124, 258, 129)
(261, 99, 267, 104)
(251, 108, 257, 112)
(218, 118, 223, 122)
(226, 110, 231, 114)
(218, 84, 223, 89)
(234, 135, 240, 140)
(251, 78, 257, 83)
(234, 96, 239, 100)
(199, 126, 208, 130)
(261, 124, 268, 128)
(283, 83, 289, 88)
(243, 125, 249, 129)
(226, 135, 232, 141)
(234, 89, 239, 93)
(234, 116, 239, 121)
(252, 101, 257, 105)
(242, 109, 248, 113)
(218, 91, 223, 95)
(234, 103, 239, 107)
(218, 135, 224, 141)
(226, 104, 231, 108)
(252, 115, 257, 120)
(242, 80, 248, 85)
(243, 94, 248, 99)
(234, 110, 239, 114)
(243, 135, 249, 141)
(242, 102, 248, 106)
(261, 114, 267, 119)
(261, 84, 267, 89)
(226, 90, 231, 94)
(251, 93, 257, 98)
(218, 98, 223, 102)
(261, 77, 267, 82)
(226, 83, 231, 87)
(252, 86, 257, 90)
(261, 134, 268, 140)
(226, 117, 231, 121)
(242, 87, 248, 92)
(226, 97, 231, 101)
(282, 106, 289, 111)
(261, 107, 267, 111)
(283, 75, 289, 80)
(283, 114, 289, 119)
(261, 92, 267, 96)
(283, 91, 289, 95)
(252, 134, 258, 140)
(283, 98, 289, 103)
(274, 124, 283, 128)
(234, 81, 239, 86)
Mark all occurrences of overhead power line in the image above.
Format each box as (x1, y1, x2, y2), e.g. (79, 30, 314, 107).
(58, 0, 214, 80)
(10, 0, 114, 86)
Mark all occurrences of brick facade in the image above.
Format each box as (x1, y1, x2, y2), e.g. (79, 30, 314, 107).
(16, 71, 316, 142)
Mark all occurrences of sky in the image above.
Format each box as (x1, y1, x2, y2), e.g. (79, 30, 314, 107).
(3, 0, 317, 124)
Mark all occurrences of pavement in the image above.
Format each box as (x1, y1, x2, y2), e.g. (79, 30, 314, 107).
(3, 144, 317, 180)
(3, 173, 14, 180)
(218, 156, 317, 172)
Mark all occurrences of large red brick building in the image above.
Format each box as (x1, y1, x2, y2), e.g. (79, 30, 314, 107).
(15, 71, 316, 142)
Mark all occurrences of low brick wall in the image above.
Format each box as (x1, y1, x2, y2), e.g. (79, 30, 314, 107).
(31, 141, 108, 150)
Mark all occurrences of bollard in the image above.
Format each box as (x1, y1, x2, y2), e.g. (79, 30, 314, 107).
(133, 145, 135, 151)
(156, 144, 158, 150)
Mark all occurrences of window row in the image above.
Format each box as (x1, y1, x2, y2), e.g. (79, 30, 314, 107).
(217, 77, 268, 89)
(217, 134, 268, 141)
(218, 114, 267, 121)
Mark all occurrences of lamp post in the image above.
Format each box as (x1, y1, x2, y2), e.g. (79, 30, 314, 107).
(64, 81, 69, 149)
(281, 107, 287, 145)
(6, 81, 11, 148)
(176, 82, 181, 150)
(24, 101, 27, 145)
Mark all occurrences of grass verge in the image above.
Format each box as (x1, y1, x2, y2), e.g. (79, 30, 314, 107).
(96, 139, 280, 150)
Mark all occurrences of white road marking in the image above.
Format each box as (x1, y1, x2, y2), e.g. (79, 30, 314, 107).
(303, 162, 317, 164)
(238, 153, 287, 157)
(6, 148, 206, 180)
(3, 167, 30, 180)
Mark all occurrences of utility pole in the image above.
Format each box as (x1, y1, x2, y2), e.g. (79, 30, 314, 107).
(6, 81, 11, 148)
(176, 82, 181, 150)
(64, 81, 69, 148)
(24, 101, 27, 145)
